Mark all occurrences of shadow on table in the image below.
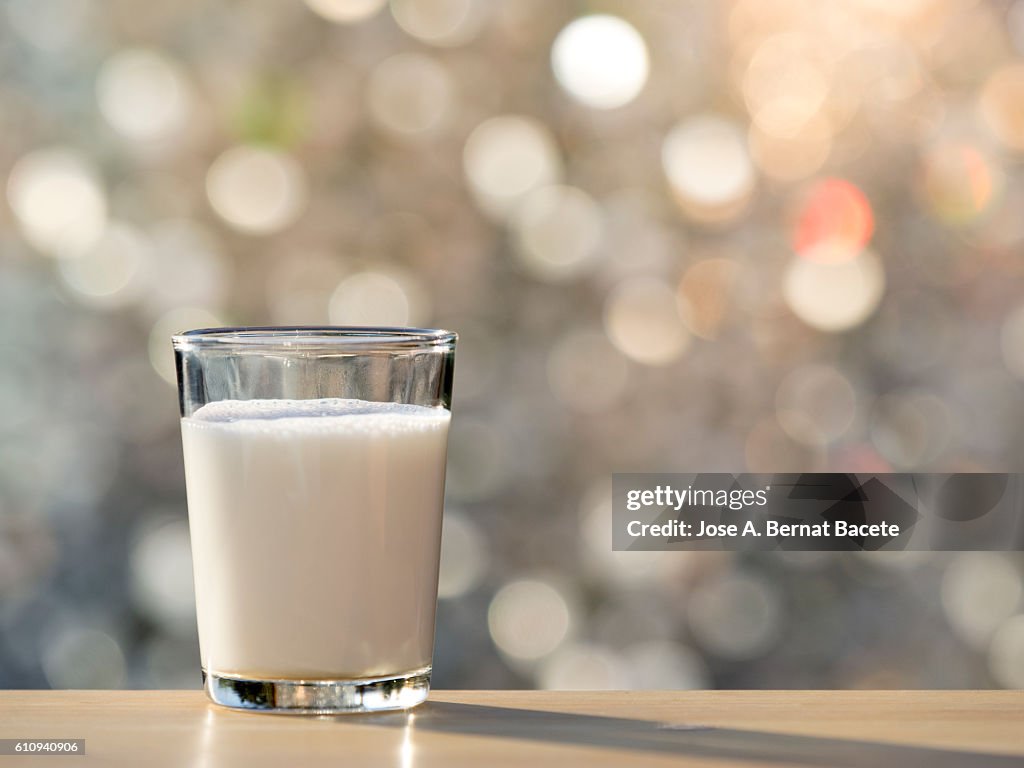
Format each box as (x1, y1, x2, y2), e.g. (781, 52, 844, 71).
(357, 701, 1023, 767)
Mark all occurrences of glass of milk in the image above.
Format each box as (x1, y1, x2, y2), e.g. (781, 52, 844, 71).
(171, 327, 456, 714)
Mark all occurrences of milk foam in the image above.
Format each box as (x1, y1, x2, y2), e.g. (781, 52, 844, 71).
(187, 398, 450, 435)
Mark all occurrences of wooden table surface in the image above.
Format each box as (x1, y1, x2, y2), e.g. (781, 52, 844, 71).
(0, 690, 1021, 767)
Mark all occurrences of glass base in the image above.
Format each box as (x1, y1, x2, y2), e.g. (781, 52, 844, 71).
(202, 667, 431, 714)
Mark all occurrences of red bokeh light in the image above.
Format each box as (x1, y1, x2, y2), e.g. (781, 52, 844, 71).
(794, 178, 874, 262)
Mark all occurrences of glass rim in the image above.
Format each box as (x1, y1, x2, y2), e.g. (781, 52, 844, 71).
(171, 326, 457, 351)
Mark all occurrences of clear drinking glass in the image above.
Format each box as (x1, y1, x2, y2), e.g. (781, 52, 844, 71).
(171, 327, 456, 714)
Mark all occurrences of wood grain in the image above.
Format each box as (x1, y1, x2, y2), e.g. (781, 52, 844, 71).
(0, 690, 1021, 767)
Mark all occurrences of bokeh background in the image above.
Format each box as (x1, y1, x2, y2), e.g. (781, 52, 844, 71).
(2, 0, 1024, 691)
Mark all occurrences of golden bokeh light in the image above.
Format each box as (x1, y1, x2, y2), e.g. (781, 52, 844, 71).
(96, 49, 191, 144)
(305, 0, 386, 24)
(512, 185, 603, 282)
(743, 34, 829, 139)
(748, 115, 833, 182)
(488, 579, 573, 662)
(603, 277, 691, 366)
(463, 115, 562, 218)
(7, 147, 107, 258)
(921, 142, 999, 225)
(677, 258, 740, 340)
(979, 64, 1024, 152)
(367, 53, 454, 137)
(57, 222, 151, 308)
(390, 0, 484, 47)
(328, 267, 429, 326)
(783, 249, 885, 332)
(205, 146, 309, 235)
(662, 114, 755, 221)
(551, 15, 650, 110)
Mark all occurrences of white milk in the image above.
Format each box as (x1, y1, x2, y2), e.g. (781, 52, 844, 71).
(180, 398, 451, 680)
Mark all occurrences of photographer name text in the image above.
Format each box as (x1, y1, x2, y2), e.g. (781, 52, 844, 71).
(626, 518, 900, 539)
